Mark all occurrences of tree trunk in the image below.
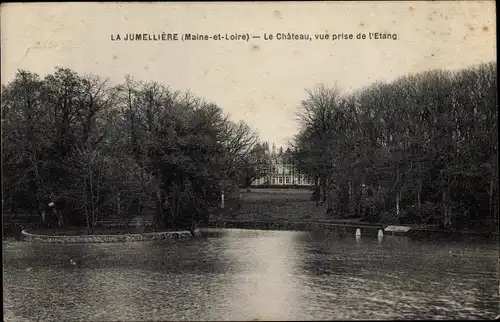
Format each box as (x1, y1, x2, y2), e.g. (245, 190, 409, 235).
(395, 168, 401, 218)
(31, 152, 48, 228)
(442, 190, 451, 229)
(88, 164, 96, 231)
(321, 178, 327, 203)
(417, 180, 421, 215)
(154, 178, 166, 229)
(326, 175, 334, 215)
(139, 215, 145, 234)
(221, 187, 225, 209)
(169, 189, 178, 226)
(117, 193, 124, 226)
(396, 192, 400, 217)
(84, 178, 91, 234)
(93, 181, 100, 229)
(315, 177, 320, 207)
(489, 176, 494, 223)
(495, 154, 499, 232)
(348, 179, 356, 218)
(359, 182, 365, 219)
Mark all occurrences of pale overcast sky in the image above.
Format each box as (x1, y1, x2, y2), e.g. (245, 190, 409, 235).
(1, 2, 496, 147)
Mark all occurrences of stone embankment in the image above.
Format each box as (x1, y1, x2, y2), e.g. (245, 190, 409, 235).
(21, 229, 193, 244)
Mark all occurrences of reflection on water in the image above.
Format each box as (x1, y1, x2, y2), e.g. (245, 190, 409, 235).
(3, 229, 499, 321)
(218, 230, 302, 321)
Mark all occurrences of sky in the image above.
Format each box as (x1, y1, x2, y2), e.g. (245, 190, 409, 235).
(1, 2, 496, 147)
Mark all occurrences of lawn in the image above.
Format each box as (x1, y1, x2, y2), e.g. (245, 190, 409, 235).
(4, 188, 358, 240)
(219, 188, 360, 222)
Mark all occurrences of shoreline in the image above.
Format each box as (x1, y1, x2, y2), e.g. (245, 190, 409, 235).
(3, 218, 497, 244)
(201, 219, 499, 241)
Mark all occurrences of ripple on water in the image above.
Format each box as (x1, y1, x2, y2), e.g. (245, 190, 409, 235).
(3, 232, 499, 320)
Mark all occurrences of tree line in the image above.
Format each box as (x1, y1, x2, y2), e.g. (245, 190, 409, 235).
(2, 67, 262, 233)
(292, 62, 497, 231)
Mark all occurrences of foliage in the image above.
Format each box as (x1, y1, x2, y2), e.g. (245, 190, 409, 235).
(2, 68, 260, 232)
(239, 142, 271, 188)
(293, 62, 498, 231)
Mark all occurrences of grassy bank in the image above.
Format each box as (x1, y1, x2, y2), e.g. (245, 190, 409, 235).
(218, 188, 356, 223)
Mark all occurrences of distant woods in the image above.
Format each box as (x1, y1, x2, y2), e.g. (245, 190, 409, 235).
(293, 62, 497, 230)
(3, 63, 497, 232)
(2, 68, 261, 232)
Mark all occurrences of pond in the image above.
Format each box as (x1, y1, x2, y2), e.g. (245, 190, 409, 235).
(3, 228, 499, 320)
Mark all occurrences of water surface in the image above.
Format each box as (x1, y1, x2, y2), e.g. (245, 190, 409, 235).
(3, 229, 499, 320)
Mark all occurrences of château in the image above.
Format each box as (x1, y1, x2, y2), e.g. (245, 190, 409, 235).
(251, 142, 313, 187)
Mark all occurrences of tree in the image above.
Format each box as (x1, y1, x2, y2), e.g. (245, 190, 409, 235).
(239, 142, 270, 190)
(2, 68, 264, 233)
(293, 62, 497, 230)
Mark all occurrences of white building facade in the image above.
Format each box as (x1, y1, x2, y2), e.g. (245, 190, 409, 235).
(251, 145, 313, 187)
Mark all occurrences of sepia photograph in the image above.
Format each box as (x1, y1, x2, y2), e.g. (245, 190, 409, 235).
(1, 1, 498, 321)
